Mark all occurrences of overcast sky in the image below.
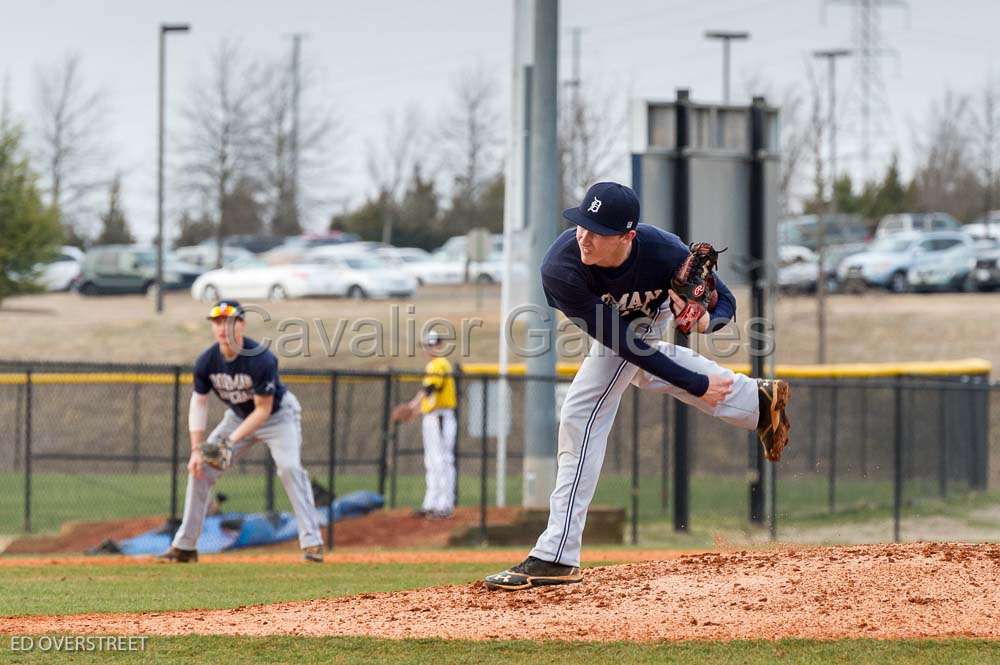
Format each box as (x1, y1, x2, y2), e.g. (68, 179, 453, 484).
(2, 0, 997, 241)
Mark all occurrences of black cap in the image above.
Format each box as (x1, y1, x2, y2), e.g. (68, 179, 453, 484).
(206, 300, 245, 320)
(562, 182, 640, 236)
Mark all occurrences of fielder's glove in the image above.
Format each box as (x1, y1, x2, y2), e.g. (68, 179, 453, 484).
(200, 436, 234, 470)
(670, 242, 725, 334)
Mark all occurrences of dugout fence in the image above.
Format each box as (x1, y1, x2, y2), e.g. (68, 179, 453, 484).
(0, 359, 994, 549)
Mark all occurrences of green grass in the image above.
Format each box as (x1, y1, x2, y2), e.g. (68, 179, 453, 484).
(1, 636, 997, 664)
(0, 561, 498, 617)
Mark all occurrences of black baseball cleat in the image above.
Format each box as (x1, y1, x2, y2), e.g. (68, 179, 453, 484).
(157, 547, 198, 563)
(756, 378, 791, 462)
(484, 556, 582, 591)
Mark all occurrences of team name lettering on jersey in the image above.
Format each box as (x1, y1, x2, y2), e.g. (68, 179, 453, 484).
(601, 289, 663, 318)
(209, 373, 254, 404)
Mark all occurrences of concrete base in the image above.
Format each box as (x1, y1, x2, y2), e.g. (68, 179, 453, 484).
(448, 506, 625, 546)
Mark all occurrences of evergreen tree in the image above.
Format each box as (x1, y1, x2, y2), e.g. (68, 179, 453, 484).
(95, 175, 134, 245)
(0, 125, 63, 305)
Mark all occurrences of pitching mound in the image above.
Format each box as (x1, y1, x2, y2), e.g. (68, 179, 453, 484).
(5, 543, 1000, 641)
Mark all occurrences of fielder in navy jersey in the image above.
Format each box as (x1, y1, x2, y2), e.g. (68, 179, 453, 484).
(485, 182, 790, 591)
(159, 300, 324, 563)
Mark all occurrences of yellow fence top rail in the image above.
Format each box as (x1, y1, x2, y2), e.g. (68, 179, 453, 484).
(0, 358, 990, 385)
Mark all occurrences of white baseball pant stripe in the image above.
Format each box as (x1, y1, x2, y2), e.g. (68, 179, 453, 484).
(172, 391, 323, 550)
(530, 314, 760, 567)
(420, 408, 457, 513)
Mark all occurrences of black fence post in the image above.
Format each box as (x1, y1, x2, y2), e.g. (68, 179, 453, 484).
(479, 377, 488, 545)
(809, 384, 818, 470)
(389, 375, 401, 509)
(672, 88, 691, 533)
(981, 379, 991, 490)
(661, 398, 669, 514)
(938, 385, 947, 499)
(131, 382, 141, 473)
(892, 377, 903, 543)
(327, 371, 337, 549)
(828, 383, 838, 514)
(378, 373, 392, 497)
(14, 382, 23, 471)
(24, 369, 33, 533)
(859, 384, 868, 478)
(169, 366, 181, 531)
(453, 370, 462, 507)
(631, 389, 640, 545)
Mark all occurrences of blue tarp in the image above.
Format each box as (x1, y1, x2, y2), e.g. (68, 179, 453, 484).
(115, 490, 383, 555)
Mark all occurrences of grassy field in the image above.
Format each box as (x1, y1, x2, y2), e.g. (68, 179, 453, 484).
(0, 559, 997, 664)
(4, 470, 999, 548)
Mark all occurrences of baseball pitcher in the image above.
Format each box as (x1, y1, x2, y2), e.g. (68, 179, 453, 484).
(485, 182, 790, 590)
(159, 300, 324, 563)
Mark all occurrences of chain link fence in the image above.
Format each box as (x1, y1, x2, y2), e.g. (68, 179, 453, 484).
(0, 360, 995, 547)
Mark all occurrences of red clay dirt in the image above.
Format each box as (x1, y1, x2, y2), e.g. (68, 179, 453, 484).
(4, 543, 1000, 641)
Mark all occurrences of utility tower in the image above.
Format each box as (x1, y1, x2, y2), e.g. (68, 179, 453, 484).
(826, 0, 906, 180)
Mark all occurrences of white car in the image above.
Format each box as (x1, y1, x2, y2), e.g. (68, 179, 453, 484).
(174, 245, 254, 269)
(303, 247, 417, 299)
(38, 246, 84, 291)
(190, 257, 342, 301)
(778, 245, 819, 293)
(375, 247, 463, 286)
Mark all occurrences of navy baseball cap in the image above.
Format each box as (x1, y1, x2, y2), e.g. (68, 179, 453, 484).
(207, 300, 244, 320)
(562, 182, 640, 236)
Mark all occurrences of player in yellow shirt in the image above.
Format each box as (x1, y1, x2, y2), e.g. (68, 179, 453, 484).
(400, 330, 457, 519)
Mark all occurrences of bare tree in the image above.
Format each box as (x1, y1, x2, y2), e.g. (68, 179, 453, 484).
(971, 77, 1000, 219)
(366, 105, 423, 244)
(33, 53, 108, 239)
(178, 40, 260, 266)
(559, 78, 628, 208)
(910, 91, 980, 220)
(255, 42, 340, 237)
(437, 63, 503, 213)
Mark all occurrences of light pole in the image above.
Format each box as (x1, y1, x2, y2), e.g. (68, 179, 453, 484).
(812, 48, 851, 364)
(156, 22, 190, 314)
(704, 30, 749, 104)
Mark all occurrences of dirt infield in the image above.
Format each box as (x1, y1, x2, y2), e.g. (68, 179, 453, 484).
(4, 543, 999, 641)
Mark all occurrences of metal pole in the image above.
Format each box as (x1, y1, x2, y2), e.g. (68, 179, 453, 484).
(389, 376, 400, 509)
(480, 378, 489, 545)
(290, 34, 301, 228)
(661, 398, 669, 514)
(748, 95, 767, 524)
(893, 377, 903, 543)
(673, 89, 691, 532)
(704, 31, 750, 104)
(453, 370, 462, 508)
(828, 384, 838, 514)
(131, 383, 141, 473)
(522, 0, 559, 509)
(631, 390, 640, 545)
(938, 385, 947, 498)
(23, 370, 32, 533)
(378, 373, 392, 497)
(156, 24, 190, 314)
(327, 372, 337, 548)
(170, 366, 181, 531)
(813, 49, 850, 364)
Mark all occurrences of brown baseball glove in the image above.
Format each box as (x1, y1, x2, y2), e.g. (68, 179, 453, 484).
(670, 242, 725, 334)
(391, 402, 420, 423)
(200, 436, 234, 471)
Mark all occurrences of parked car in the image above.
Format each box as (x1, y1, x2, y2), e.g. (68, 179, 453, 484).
(197, 235, 287, 255)
(190, 257, 342, 301)
(838, 231, 972, 293)
(971, 237, 1000, 291)
(778, 245, 819, 293)
(874, 212, 959, 238)
(173, 244, 254, 269)
(906, 243, 979, 292)
(820, 242, 868, 289)
(778, 214, 870, 252)
(75, 245, 183, 296)
(303, 247, 417, 299)
(432, 235, 504, 283)
(375, 246, 464, 285)
(963, 219, 1000, 241)
(37, 246, 84, 291)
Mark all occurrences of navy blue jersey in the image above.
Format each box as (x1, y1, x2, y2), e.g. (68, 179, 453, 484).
(193, 338, 286, 419)
(541, 225, 736, 397)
